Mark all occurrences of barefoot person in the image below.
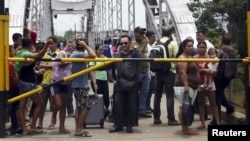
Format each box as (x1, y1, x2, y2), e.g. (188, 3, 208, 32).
(174, 38, 201, 135)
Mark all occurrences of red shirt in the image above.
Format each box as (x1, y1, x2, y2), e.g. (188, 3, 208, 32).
(193, 54, 213, 84)
(9, 61, 18, 89)
(30, 31, 37, 45)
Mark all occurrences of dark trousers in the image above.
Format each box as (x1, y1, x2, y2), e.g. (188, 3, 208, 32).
(8, 88, 20, 130)
(146, 75, 155, 110)
(214, 75, 234, 121)
(67, 82, 74, 115)
(153, 71, 176, 120)
(114, 83, 138, 127)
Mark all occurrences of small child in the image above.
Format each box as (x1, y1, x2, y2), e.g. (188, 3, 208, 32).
(204, 48, 218, 90)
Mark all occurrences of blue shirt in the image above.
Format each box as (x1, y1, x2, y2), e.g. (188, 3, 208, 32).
(70, 50, 88, 88)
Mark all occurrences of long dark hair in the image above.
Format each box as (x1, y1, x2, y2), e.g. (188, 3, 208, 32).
(176, 38, 194, 58)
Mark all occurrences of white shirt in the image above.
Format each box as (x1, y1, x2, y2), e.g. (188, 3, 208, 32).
(205, 40, 215, 51)
(147, 42, 156, 76)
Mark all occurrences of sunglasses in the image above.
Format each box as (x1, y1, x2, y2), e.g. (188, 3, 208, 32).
(120, 42, 129, 45)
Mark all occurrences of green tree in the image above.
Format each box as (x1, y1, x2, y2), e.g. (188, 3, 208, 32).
(187, 0, 247, 57)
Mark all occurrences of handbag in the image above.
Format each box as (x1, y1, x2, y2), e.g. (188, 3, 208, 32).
(118, 77, 136, 91)
(182, 92, 194, 126)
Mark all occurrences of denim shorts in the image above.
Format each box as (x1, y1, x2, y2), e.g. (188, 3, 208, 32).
(17, 80, 37, 93)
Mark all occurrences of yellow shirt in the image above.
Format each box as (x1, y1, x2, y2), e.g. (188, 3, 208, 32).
(41, 49, 59, 84)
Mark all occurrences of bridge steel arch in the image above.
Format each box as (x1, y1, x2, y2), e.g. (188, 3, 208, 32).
(143, 0, 197, 44)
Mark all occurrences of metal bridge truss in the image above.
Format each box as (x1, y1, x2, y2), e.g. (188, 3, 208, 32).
(29, 0, 53, 42)
(9, 0, 197, 45)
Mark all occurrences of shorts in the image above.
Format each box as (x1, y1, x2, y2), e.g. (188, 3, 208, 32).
(174, 86, 197, 107)
(73, 88, 90, 110)
(207, 82, 216, 91)
(50, 82, 68, 96)
(17, 80, 37, 93)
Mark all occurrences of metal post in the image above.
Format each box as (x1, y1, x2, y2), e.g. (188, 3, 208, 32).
(0, 1, 8, 136)
(0, 0, 4, 14)
(116, 0, 122, 36)
(246, 0, 250, 124)
(128, 0, 135, 34)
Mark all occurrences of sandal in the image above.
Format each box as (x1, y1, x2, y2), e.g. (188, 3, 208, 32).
(23, 129, 47, 135)
(25, 122, 31, 127)
(47, 123, 56, 130)
(196, 125, 206, 130)
(36, 126, 43, 129)
(75, 131, 92, 137)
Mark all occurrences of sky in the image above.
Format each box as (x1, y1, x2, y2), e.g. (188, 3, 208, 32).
(53, 0, 146, 36)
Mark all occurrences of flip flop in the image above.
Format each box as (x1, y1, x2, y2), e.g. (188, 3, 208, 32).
(75, 131, 92, 137)
(47, 124, 56, 130)
(26, 129, 47, 135)
(196, 125, 206, 130)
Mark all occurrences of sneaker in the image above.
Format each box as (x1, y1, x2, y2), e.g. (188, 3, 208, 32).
(168, 119, 180, 126)
(209, 120, 216, 125)
(67, 113, 75, 118)
(145, 110, 152, 114)
(226, 107, 235, 114)
(153, 118, 162, 124)
(138, 113, 152, 118)
(10, 128, 23, 135)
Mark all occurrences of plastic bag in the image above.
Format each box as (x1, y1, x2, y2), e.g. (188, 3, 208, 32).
(182, 92, 194, 126)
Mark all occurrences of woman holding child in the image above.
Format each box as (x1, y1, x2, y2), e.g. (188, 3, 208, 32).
(193, 41, 220, 129)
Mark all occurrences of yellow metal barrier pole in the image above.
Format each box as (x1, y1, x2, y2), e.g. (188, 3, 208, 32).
(8, 61, 115, 103)
(63, 60, 114, 82)
(9, 57, 247, 63)
(0, 15, 8, 138)
(4, 17, 9, 92)
(246, 0, 250, 124)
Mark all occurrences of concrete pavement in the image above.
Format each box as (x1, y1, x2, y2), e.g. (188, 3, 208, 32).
(4, 82, 209, 141)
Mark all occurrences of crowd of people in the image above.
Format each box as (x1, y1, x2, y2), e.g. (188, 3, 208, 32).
(6, 26, 236, 137)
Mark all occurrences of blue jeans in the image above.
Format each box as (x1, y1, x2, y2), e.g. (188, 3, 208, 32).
(138, 72, 151, 114)
(153, 71, 176, 120)
(214, 75, 234, 121)
(8, 88, 20, 131)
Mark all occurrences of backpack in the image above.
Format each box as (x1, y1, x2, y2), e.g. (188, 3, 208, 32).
(103, 44, 112, 58)
(217, 47, 237, 79)
(149, 39, 172, 72)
